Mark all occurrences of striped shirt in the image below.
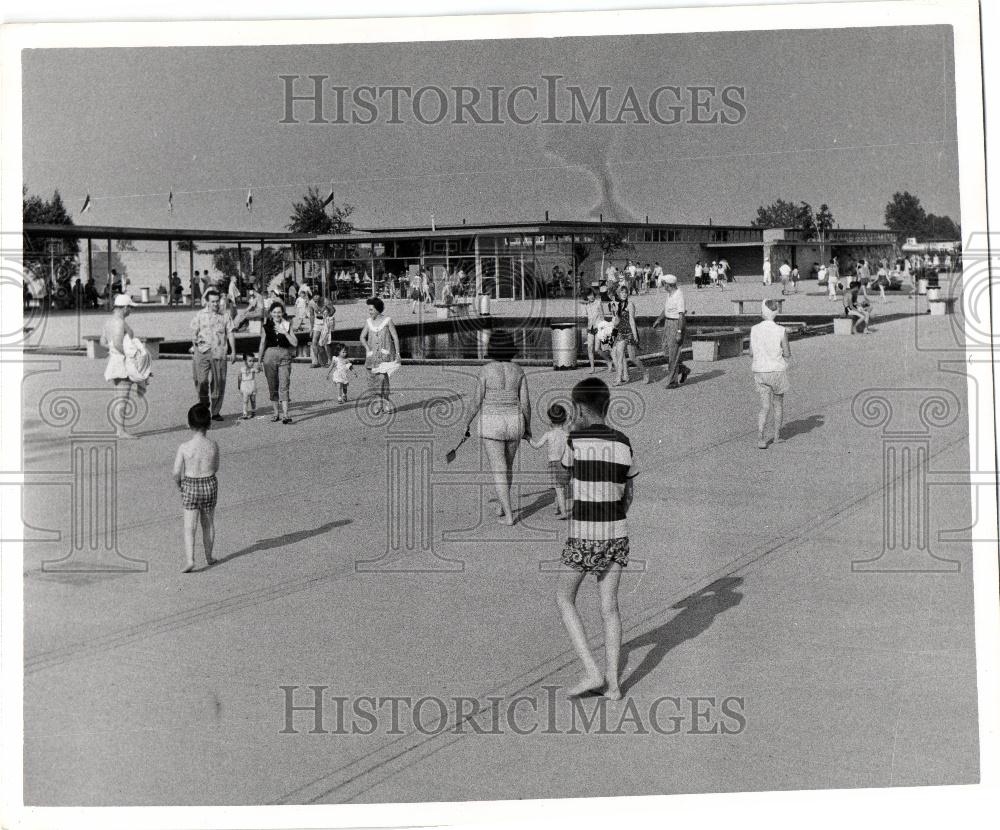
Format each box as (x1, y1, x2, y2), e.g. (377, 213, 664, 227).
(560, 424, 638, 540)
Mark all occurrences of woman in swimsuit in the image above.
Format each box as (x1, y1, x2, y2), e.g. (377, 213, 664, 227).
(464, 330, 532, 525)
(610, 283, 650, 385)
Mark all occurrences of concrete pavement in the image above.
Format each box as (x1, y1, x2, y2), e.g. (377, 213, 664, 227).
(21, 307, 977, 804)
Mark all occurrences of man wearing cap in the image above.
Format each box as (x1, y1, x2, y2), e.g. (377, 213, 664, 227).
(190, 289, 236, 421)
(651, 274, 691, 388)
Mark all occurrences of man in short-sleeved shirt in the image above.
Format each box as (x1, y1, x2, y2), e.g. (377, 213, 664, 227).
(190, 289, 236, 419)
(653, 275, 689, 388)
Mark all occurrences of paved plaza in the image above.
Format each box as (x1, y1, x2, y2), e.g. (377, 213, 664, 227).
(21, 306, 978, 805)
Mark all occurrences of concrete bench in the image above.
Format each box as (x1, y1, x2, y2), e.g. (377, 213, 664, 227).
(690, 329, 745, 361)
(928, 297, 958, 316)
(731, 298, 785, 315)
(434, 302, 470, 319)
(82, 335, 165, 359)
(833, 317, 855, 335)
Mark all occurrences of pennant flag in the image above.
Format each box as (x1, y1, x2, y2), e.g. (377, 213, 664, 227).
(168, 190, 174, 213)
(80, 194, 92, 214)
(246, 188, 253, 213)
(321, 184, 335, 209)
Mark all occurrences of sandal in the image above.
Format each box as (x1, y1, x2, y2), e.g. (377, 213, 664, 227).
(282, 417, 293, 424)
(270, 415, 281, 422)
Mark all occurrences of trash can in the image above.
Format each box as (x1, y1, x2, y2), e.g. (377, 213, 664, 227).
(551, 322, 578, 370)
(477, 293, 491, 316)
(917, 278, 929, 295)
(140, 286, 150, 303)
(926, 287, 941, 301)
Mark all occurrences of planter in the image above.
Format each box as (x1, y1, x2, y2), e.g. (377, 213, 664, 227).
(140, 286, 150, 303)
(916, 278, 929, 295)
(691, 340, 719, 362)
(926, 287, 941, 302)
(158, 295, 168, 305)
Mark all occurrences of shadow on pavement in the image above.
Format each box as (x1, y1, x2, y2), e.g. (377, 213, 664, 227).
(780, 414, 825, 440)
(620, 576, 744, 695)
(211, 518, 353, 567)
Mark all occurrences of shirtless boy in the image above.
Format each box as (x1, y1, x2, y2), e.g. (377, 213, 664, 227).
(172, 404, 220, 572)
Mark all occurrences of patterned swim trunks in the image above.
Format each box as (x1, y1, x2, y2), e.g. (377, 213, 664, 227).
(561, 537, 630, 575)
(548, 460, 572, 488)
(181, 475, 218, 511)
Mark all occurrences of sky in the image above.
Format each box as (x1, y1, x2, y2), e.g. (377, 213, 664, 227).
(21, 25, 960, 233)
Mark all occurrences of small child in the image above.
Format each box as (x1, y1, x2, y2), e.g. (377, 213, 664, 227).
(326, 342, 355, 403)
(529, 403, 572, 518)
(556, 377, 636, 701)
(172, 404, 220, 573)
(238, 354, 259, 420)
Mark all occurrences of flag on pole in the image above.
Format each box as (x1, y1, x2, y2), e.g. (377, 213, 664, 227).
(168, 190, 174, 214)
(321, 183, 335, 209)
(246, 188, 253, 213)
(80, 194, 92, 214)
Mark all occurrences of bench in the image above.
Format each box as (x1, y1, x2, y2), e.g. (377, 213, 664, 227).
(82, 335, 165, 359)
(690, 329, 745, 361)
(434, 302, 471, 319)
(731, 298, 785, 315)
(833, 317, 855, 335)
(928, 297, 958, 316)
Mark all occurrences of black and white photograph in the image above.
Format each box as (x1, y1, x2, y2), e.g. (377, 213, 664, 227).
(1, 0, 998, 827)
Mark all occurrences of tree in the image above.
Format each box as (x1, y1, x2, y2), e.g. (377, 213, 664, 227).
(815, 203, 836, 262)
(884, 191, 960, 243)
(751, 199, 808, 229)
(115, 238, 137, 252)
(924, 213, 961, 240)
(288, 187, 354, 263)
(22, 186, 80, 284)
(884, 191, 927, 244)
(175, 239, 197, 252)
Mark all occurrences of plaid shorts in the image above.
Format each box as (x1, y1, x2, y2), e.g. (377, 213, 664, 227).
(181, 475, 218, 511)
(561, 537, 630, 575)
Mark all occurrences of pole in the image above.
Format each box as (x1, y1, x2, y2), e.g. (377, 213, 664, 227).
(370, 244, 376, 298)
(167, 240, 173, 290)
(189, 244, 195, 307)
(86, 238, 92, 298)
(106, 238, 112, 309)
(259, 240, 265, 292)
(474, 235, 482, 297)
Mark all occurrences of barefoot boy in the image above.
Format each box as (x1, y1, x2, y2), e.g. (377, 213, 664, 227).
(172, 404, 220, 572)
(556, 377, 636, 700)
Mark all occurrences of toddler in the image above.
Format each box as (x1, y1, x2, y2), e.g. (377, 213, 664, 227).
(529, 403, 572, 518)
(327, 343, 355, 402)
(238, 354, 259, 419)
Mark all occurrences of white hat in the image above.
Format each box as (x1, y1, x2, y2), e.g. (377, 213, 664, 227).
(113, 294, 136, 307)
(663, 274, 678, 285)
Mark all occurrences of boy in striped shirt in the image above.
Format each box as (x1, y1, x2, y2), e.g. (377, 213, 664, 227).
(556, 377, 637, 700)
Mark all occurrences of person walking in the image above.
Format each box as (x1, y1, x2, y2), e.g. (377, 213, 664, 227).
(555, 376, 635, 700)
(651, 274, 690, 388)
(360, 297, 401, 415)
(827, 257, 840, 301)
(190, 288, 237, 422)
(307, 289, 326, 368)
(101, 294, 150, 439)
(609, 283, 649, 386)
(463, 330, 532, 526)
(257, 301, 299, 424)
(750, 299, 791, 450)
